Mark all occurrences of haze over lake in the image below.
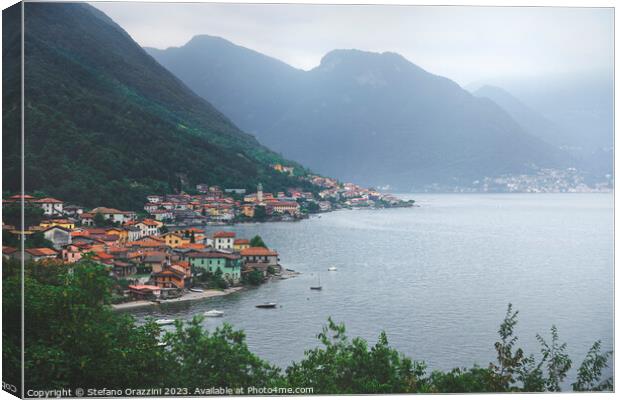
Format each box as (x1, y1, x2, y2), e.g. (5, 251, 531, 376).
(129, 193, 613, 380)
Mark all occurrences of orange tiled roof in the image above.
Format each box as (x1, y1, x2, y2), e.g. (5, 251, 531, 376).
(240, 247, 278, 257)
(213, 231, 236, 238)
(25, 248, 58, 256)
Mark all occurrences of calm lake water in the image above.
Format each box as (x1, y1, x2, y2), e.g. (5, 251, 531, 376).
(128, 193, 613, 381)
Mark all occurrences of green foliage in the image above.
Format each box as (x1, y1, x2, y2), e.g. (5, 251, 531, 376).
(2, 203, 45, 228)
(253, 206, 268, 221)
(2, 260, 614, 394)
(536, 325, 572, 391)
(249, 234, 267, 248)
(572, 340, 614, 391)
(284, 318, 427, 394)
(93, 213, 108, 227)
(161, 318, 281, 389)
(4, 3, 319, 211)
(242, 270, 263, 286)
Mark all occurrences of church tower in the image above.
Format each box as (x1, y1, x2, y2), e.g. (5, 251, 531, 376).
(257, 183, 263, 203)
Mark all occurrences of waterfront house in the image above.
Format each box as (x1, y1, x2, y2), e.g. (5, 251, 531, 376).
(188, 251, 242, 284)
(240, 247, 279, 269)
(128, 284, 161, 300)
(267, 201, 300, 216)
(153, 265, 186, 289)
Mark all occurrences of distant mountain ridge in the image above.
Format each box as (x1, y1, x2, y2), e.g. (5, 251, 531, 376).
(147, 36, 570, 190)
(3, 4, 314, 209)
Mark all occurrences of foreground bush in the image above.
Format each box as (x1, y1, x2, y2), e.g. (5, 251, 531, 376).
(2, 259, 613, 393)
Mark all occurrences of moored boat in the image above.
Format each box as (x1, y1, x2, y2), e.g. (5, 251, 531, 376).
(204, 309, 224, 317)
(256, 303, 277, 308)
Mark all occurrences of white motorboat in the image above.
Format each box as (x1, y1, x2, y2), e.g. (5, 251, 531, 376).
(328, 266, 338, 271)
(204, 309, 224, 317)
(155, 319, 175, 326)
(189, 288, 204, 293)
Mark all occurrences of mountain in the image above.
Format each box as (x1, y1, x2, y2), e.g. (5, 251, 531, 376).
(472, 85, 562, 147)
(147, 36, 570, 190)
(2, 4, 315, 210)
(472, 84, 612, 177)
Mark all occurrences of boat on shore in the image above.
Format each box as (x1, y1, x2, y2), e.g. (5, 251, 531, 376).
(189, 288, 204, 293)
(155, 319, 175, 326)
(256, 303, 277, 309)
(204, 309, 224, 317)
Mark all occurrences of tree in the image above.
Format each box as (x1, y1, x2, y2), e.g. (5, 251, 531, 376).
(93, 213, 107, 227)
(2, 203, 45, 228)
(242, 270, 263, 286)
(250, 235, 267, 248)
(253, 205, 267, 221)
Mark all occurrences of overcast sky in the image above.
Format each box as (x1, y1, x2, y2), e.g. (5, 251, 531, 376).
(92, 2, 613, 86)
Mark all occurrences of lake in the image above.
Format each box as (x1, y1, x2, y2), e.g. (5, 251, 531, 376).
(127, 193, 613, 382)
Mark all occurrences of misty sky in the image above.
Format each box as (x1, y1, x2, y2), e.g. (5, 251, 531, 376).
(92, 2, 613, 87)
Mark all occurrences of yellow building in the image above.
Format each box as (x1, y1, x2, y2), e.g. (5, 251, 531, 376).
(105, 227, 128, 242)
(39, 219, 75, 230)
(233, 239, 250, 251)
(162, 232, 189, 248)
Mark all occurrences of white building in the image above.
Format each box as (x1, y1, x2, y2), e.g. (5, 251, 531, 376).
(213, 231, 235, 250)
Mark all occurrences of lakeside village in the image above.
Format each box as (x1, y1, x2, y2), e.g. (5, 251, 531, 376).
(2, 169, 413, 306)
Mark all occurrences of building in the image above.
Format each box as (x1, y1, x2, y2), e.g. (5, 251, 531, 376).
(22, 248, 58, 262)
(39, 219, 75, 230)
(233, 239, 250, 251)
(268, 201, 300, 216)
(90, 207, 136, 224)
(33, 197, 64, 216)
(188, 251, 242, 284)
(42, 226, 72, 250)
(213, 231, 235, 250)
(240, 247, 279, 268)
(136, 219, 160, 237)
(162, 232, 189, 248)
(128, 285, 161, 300)
(152, 265, 186, 289)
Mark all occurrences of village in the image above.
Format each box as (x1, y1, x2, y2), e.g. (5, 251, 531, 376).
(2, 167, 413, 306)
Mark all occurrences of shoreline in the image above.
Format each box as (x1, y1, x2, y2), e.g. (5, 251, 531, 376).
(111, 269, 300, 311)
(111, 286, 245, 311)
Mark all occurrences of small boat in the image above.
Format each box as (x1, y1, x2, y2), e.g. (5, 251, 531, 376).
(327, 266, 338, 271)
(310, 274, 322, 290)
(204, 309, 224, 317)
(155, 319, 175, 326)
(189, 288, 204, 293)
(256, 303, 277, 309)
